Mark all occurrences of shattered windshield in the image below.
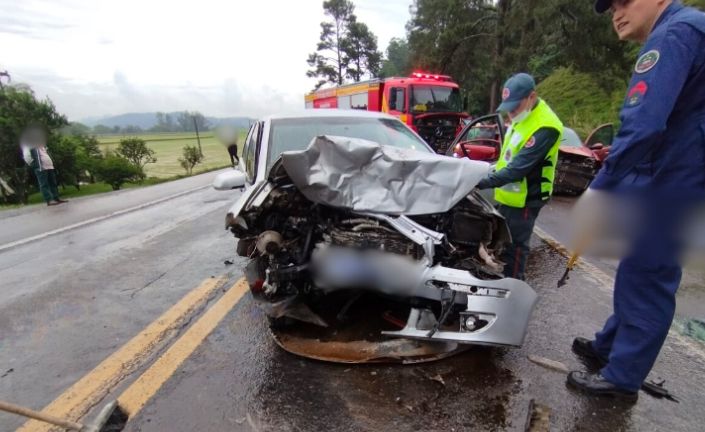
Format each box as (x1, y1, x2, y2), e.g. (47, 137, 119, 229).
(267, 117, 431, 171)
(410, 86, 462, 113)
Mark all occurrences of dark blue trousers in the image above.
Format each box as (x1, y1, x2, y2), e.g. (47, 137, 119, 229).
(34, 168, 60, 203)
(592, 200, 684, 392)
(498, 204, 542, 280)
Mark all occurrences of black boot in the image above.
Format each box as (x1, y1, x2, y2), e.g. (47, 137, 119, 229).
(572, 337, 608, 369)
(567, 371, 638, 402)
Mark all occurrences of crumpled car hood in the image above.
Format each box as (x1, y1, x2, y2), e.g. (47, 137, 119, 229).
(280, 135, 491, 215)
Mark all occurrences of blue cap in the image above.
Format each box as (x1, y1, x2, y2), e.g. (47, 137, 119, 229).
(496, 73, 536, 113)
(594, 0, 612, 13)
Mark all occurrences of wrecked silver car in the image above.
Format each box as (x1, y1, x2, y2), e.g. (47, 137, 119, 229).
(218, 111, 537, 360)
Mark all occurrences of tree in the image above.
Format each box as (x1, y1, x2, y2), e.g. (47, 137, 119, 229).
(405, 0, 632, 116)
(307, 0, 357, 89)
(175, 111, 210, 132)
(178, 145, 204, 175)
(380, 38, 411, 78)
(407, 0, 497, 113)
(191, 111, 210, 132)
(122, 125, 143, 134)
(342, 21, 382, 81)
(116, 137, 156, 173)
(95, 153, 142, 190)
(0, 80, 67, 203)
(537, 67, 624, 136)
(61, 122, 91, 136)
(152, 112, 177, 132)
(93, 124, 112, 134)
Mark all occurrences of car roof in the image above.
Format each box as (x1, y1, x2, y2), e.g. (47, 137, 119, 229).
(263, 109, 399, 122)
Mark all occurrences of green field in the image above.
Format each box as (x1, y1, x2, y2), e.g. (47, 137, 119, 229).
(98, 131, 247, 178)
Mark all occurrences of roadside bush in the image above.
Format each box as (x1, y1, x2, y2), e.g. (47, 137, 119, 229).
(178, 145, 204, 175)
(116, 137, 156, 174)
(96, 153, 142, 190)
(537, 67, 626, 137)
(74, 135, 104, 183)
(47, 134, 81, 189)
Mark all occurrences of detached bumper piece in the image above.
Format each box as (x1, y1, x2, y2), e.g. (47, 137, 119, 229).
(382, 266, 537, 347)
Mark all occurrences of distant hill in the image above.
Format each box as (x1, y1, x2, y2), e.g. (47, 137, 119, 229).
(79, 112, 253, 130)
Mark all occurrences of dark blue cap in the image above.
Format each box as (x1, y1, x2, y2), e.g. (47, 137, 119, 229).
(594, 0, 612, 13)
(496, 73, 536, 113)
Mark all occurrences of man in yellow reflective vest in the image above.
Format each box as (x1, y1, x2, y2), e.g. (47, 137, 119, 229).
(476, 73, 564, 280)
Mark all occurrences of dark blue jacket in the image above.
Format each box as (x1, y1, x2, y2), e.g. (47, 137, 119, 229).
(590, 2, 705, 193)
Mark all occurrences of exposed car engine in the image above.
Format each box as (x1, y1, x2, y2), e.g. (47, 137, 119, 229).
(225, 136, 537, 348)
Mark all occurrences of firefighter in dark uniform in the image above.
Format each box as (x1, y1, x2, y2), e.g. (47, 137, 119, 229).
(568, 0, 705, 401)
(476, 73, 564, 280)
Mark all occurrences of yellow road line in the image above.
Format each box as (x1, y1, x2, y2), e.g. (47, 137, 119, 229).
(18, 276, 227, 432)
(117, 278, 249, 417)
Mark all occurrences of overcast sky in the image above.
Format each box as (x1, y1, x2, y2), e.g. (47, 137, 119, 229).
(0, 0, 413, 121)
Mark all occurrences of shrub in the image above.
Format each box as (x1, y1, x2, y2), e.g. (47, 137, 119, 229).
(178, 145, 204, 175)
(537, 67, 627, 136)
(96, 153, 142, 190)
(116, 137, 156, 172)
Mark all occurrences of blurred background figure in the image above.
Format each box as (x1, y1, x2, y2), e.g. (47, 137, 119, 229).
(20, 125, 66, 206)
(215, 124, 240, 168)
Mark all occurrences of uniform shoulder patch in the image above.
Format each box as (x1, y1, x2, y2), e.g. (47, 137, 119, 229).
(626, 80, 648, 107)
(524, 136, 536, 148)
(635, 50, 660, 74)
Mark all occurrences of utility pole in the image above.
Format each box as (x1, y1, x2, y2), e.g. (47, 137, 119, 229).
(192, 115, 203, 156)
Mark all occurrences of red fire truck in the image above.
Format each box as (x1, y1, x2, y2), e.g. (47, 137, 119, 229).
(304, 72, 469, 154)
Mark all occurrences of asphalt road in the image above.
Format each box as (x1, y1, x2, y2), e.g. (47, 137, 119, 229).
(2, 181, 704, 432)
(0, 171, 246, 431)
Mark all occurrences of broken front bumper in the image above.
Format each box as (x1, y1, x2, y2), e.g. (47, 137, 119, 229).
(383, 266, 537, 348)
(311, 246, 537, 348)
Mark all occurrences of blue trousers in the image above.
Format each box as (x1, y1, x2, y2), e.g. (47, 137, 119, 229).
(498, 204, 542, 280)
(592, 200, 684, 392)
(34, 169, 60, 203)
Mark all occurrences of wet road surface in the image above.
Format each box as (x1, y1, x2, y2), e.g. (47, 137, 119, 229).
(124, 240, 705, 432)
(2, 185, 704, 431)
(538, 195, 705, 322)
(0, 169, 227, 249)
(0, 176, 245, 431)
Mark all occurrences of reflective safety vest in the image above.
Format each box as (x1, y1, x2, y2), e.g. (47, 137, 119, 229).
(494, 99, 563, 208)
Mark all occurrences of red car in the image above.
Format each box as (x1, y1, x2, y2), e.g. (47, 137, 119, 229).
(447, 114, 613, 195)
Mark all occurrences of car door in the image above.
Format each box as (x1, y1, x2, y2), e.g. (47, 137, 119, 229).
(584, 123, 613, 163)
(243, 121, 263, 184)
(447, 113, 505, 162)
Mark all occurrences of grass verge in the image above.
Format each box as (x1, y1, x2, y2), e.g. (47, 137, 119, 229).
(0, 164, 230, 210)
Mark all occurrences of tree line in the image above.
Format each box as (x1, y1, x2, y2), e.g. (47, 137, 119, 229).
(64, 111, 212, 136)
(309, 0, 705, 134)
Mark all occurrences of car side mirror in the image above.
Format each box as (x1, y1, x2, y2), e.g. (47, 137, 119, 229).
(213, 170, 246, 190)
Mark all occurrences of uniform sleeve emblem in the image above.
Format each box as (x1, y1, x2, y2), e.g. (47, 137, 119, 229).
(525, 136, 536, 148)
(626, 80, 648, 107)
(502, 87, 510, 100)
(634, 50, 660, 74)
